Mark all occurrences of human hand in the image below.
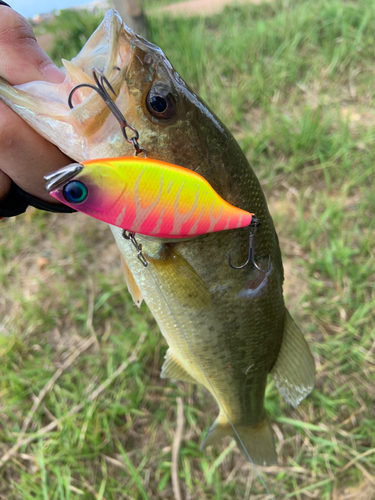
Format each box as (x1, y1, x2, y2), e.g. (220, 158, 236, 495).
(0, 4, 72, 213)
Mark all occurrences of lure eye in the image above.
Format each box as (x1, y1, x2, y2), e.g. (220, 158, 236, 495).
(146, 84, 177, 120)
(63, 181, 88, 204)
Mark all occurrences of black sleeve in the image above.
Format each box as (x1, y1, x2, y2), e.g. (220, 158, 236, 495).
(0, 181, 76, 217)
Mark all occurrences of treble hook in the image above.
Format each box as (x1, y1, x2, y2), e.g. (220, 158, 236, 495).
(68, 68, 147, 156)
(228, 217, 271, 272)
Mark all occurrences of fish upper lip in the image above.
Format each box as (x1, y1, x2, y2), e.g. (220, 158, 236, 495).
(44, 163, 83, 192)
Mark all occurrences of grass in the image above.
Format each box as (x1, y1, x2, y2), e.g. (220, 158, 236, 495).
(1, 0, 375, 498)
(36, 9, 106, 62)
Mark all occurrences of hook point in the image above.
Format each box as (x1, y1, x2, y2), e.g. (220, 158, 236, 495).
(227, 216, 270, 272)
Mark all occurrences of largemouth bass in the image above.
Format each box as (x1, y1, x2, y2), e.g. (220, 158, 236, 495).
(0, 10, 315, 465)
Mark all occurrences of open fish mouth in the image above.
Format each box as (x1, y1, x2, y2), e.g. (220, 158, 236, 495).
(62, 10, 133, 105)
(5, 10, 135, 109)
(57, 10, 137, 139)
(44, 164, 83, 192)
(0, 10, 151, 159)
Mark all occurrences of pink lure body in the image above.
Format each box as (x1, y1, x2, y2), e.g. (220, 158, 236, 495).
(49, 157, 253, 239)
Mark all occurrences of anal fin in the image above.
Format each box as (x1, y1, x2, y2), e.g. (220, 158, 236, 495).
(271, 309, 315, 408)
(161, 348, 197, 384)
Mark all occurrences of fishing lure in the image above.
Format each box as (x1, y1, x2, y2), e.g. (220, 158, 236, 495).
(45, 156, 255, 239)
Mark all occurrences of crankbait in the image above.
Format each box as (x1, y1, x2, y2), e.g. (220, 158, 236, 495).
(45, 156, 255, 239)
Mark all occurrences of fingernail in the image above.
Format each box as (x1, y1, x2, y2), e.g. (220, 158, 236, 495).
(40, 62, 65, 84)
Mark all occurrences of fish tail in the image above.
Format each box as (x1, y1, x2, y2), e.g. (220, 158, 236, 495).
(201, 415, 277, 466)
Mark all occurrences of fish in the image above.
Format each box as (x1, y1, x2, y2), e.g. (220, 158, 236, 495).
(44, 156, 254, 238)
(0, 9, 315, 465)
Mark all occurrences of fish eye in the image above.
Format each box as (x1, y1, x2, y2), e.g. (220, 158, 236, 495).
(146, 84, 177, 120)
(63, 181, 88, 204)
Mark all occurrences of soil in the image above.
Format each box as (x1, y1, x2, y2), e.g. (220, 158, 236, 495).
(157, 0, 267, 16)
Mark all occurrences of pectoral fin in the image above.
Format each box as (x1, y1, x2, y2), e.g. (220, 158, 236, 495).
(147, 246, 211, 309)
(160, 348, 197, 383)
(271, 309, 315, 408)
(120, 255, 143, 308)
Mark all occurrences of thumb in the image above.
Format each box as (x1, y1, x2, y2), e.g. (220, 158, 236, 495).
(0, 6, 64, 84)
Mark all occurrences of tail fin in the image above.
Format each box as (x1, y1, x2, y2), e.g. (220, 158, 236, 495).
(201, 416, 277, 466)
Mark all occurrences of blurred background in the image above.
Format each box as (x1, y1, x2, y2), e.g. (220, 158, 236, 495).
(1, 0, 375, 499)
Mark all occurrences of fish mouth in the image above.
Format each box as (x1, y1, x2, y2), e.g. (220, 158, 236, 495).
(61, 10, 135, 133)
(30, 10, 140, 141)
(0, 9, 169, 160)
(64, 10, 134, 91)
(62, 9, 168, 143)
(44, 164, 83, 192)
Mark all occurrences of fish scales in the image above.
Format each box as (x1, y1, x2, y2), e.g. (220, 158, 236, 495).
(0, 10, 315, 465)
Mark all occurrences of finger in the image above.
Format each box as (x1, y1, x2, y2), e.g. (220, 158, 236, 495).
(0, 8, 70, 205)
(0, 6, 64, 84)
(0, 104, 72, 203)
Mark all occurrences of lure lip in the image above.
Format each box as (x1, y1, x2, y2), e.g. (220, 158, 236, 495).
(44, 164, 84, 192)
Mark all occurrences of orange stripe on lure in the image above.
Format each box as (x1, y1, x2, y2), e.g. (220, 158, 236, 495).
(45, 157, 254, 239)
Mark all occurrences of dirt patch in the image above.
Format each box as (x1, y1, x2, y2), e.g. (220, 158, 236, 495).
(340, 105, 375, 130)
(156, 0, 269, 16)
(334, 479, 375, 500)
